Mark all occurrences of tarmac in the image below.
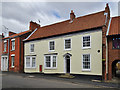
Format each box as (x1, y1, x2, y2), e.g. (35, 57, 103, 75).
(1, 71, 120, 89)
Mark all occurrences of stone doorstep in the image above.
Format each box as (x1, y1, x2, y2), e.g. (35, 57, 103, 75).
(91, 79, 102, 82)
(28, 75, 35, 78)
(58, 73, 75, 78)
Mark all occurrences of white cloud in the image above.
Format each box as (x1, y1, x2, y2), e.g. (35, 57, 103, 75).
(1, 1, 119, 37)
(2, 0, 120, 2)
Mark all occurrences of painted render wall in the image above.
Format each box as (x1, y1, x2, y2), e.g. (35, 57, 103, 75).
(24, 29, 102, 76)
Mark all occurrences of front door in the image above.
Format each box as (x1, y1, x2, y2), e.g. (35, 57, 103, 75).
(1, 57, 8, 71)
(66, 55, 70, 73)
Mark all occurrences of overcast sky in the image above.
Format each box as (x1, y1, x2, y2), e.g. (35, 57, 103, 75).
(0, 0, 119, 36)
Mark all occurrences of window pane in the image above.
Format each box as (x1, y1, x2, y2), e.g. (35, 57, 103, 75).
(46, 56, 51, 67)
(26, 57, 30, 67)
(11, 56, 15, 67)
(83, 36, 90, 48)
(65, 39, 71, 49)
(50, 41, 54, 50)
(83, 54, 90, 70)
(4, 42, 7, 52)
(113, 38, 120, 49)
(32, 57, 36, 67)
(30, 44, 34, 52)
(53, 56, 56, 67)
(12, 41, 15, 50)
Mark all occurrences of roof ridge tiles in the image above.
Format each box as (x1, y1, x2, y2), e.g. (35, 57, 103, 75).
(40, 10, 105, 29)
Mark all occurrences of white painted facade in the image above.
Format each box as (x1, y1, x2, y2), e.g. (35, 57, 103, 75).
(24, 29, 102, 76)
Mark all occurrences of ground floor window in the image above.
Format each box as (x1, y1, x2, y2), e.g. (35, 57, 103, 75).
(82, 54, 91, 71)
(11, 56, 15, 67)
(25, 56, 36, 68)
(44, 55, 57, 69)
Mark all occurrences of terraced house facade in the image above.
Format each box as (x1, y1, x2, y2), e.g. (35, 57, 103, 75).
(1, 21, 40, 72)
(106, 16, 120, 80)
(24, 4, 110, 80)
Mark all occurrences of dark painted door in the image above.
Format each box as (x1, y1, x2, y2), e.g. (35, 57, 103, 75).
(66, 56, 70, 73)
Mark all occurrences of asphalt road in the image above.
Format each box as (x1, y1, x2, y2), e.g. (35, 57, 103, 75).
(1, 72, 119, 88)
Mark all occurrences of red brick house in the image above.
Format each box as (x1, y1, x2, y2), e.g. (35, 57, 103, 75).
(0, 34, 4, 71)
(1, 21, 40, 72)
(106, 16, 120, 80)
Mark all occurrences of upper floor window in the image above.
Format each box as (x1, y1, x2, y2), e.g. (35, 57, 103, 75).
(82, 36, 91, 49)
(4, 41, 7, 52)
(30, 44, 34, 53)
(11, 39, 15, 50)
(64, 38, 71, 50)
(113, 38, 120, 49)
(49, 41, 55, 51)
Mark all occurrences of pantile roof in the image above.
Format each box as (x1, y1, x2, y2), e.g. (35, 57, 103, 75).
(108, 16, 120, 36)
(26, 11, 106, 41)
(3, 30, 32, 40)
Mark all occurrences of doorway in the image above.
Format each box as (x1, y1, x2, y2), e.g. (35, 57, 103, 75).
(1, 56, 8, 71)
(112, 60, 120, 78)
(65, 55, 70, 73)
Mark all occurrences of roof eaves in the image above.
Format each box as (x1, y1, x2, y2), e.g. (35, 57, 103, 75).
(26, 26, 103, 42)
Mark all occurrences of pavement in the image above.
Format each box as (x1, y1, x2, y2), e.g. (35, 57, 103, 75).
(1, 71, 120, 88)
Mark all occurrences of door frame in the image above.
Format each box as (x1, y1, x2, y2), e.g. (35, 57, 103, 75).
(1, 56, 8, 71)
(64, 55, 71, 73)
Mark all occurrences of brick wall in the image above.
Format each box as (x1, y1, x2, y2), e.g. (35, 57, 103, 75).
(9, 37, 20, 72)
(108, 35, 120, 80)
(0, 36, 2, 70)
(9, 32, 32, 72)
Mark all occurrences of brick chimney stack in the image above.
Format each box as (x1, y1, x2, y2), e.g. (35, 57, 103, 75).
(9, 31, 16, 36)
(105, 3, 110, 20)
(2, 33, 4, 38)
(29, 21, 40, 31)
(70, 10, 76, 22)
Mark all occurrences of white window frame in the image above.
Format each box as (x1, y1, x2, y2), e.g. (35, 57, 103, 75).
(1, 56, 8, 71)
(25, 56, 36, 68)
(82, 54, 91, 71)
(44, 55, 57, 69)
(82, 35, 91, 49)
(11, 54, 15, 68)
(31, 56, 36, 68)
(11, 39, 15, 50)
(25, 56, 31, 68)
(49, 40, 55, 52)
(64, 38, 72, 50)
(30, 44, 34, 53)
(4, 41, 7, 52)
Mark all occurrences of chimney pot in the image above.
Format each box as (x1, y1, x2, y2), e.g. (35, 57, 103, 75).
(105, 3, 110, 19)
(70, 10, 75, 22)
